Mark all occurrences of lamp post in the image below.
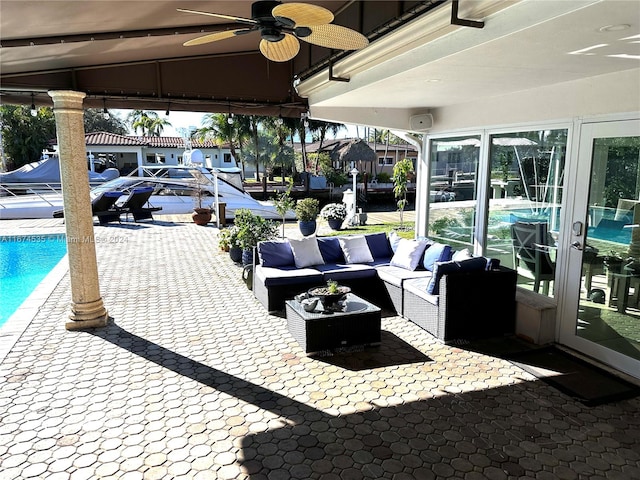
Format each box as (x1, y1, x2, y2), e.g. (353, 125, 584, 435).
(350, 167, 359, 226)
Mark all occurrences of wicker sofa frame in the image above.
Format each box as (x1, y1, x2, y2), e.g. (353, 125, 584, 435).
(252, 233, 517, 343)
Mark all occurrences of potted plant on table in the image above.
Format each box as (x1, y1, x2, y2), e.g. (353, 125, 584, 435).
(320, 202, 348, 230)
(295, 197, 320, 236)
(308, 280, 351, 310)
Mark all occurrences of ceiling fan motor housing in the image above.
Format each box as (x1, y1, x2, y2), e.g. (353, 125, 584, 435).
(253, 0, 291, 42)
(252, 1, 283, 23)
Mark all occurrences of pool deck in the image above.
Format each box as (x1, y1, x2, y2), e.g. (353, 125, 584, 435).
(1, 213, 639, 480)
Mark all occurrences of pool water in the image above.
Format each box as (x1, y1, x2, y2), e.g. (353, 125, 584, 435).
(0, 234, 68, 326)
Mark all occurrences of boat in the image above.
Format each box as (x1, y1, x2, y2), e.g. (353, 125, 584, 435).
(0, 151, 120, 189)
(0, 166, 296, 221)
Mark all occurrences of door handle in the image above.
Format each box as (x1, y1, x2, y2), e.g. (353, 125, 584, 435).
(571, 241, 583, 251)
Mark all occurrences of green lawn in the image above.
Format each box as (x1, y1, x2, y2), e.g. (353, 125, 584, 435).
(317, 222, 414, 239)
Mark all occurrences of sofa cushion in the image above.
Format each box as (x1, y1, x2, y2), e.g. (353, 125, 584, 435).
(315, 263, 378, 281)
(404, 277, 439, 306)
(257, 240, 295, 267)
(422, 242, 453, 271)
(390, 238, 429, 271)
(289, 236, 325, 268)
(376, 264, 432, 287)
(255, 265, 323, 287)
(339, 236, 374, 264)
(317, 237, 344, 264)
(365, 232, 393, 260)
(426, 256, 489, 294)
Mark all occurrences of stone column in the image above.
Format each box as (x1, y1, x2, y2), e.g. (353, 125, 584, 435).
(48, 90, 108, 329)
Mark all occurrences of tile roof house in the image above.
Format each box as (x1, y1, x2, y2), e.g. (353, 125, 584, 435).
(53, 132, 235, 175)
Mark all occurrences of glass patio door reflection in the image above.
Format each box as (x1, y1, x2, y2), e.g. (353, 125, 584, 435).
(561, 119, 640, 379)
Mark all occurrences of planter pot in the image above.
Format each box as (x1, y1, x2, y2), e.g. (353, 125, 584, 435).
(327, 218, 344, 230)
(298, 220, 317, 236)
(308, 285, 351, 311)
(242, 248, 254, 266)
(192, 208, 212, 226)
(229, 246, 242, 263)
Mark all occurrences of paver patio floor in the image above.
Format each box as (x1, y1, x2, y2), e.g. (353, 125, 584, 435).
(1, 217, 639, 479)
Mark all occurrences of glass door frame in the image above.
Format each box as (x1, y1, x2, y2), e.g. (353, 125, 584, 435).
(558, 117, 640, 379)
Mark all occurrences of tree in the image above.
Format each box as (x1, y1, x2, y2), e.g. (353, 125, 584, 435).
(263, 116, 296, 184)
(196, 113, 241, 167)
(0, 105, 56, 171)
(273, 179, 296, 238)
(84, 109, 128, 135)
(247, 115, 269, 181)
(392, 158, 414, 228)
(312, 120, 344, 174)
(127, 110, 171, 136)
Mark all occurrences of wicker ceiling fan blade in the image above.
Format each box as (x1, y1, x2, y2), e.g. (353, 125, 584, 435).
(271, 3, 333, 27)
(177, 8, 257, 26)
(259, 34, 300, 62)
(183, 29, 252, 47)
(300, 24, 369, 50)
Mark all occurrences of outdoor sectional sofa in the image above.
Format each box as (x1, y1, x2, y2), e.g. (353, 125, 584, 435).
(252, 232, 517, 343)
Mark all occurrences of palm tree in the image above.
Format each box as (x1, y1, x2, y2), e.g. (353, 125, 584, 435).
(248, 115, 269, 181)
(311, 120, 344, 174)
(147, 116, 172, 136)
(196, 113, 241, 167)
(263, 116, 296, 185)
(234, 115, 252, 178)
(127, 110, 171, 136)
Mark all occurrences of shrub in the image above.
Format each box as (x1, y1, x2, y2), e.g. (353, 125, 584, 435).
(320, 202, 348, 221)
(234, 209, 278, 249)
(376, 172, 391, 183)
(295, 197, 320, 221)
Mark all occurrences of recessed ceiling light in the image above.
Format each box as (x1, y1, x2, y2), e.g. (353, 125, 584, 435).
(599, 24, 631, 32)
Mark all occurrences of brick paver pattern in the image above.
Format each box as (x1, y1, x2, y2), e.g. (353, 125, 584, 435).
(0, 218, 639, 479)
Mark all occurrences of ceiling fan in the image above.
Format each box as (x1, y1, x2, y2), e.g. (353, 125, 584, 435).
(178, 1, 369, 62)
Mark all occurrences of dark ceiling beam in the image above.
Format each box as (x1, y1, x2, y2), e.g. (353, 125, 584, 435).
(0, 23, 239, 48)
(0, 52, 308, 116)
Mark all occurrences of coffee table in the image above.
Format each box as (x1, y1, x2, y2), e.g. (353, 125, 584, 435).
(285, 293, 381, 354)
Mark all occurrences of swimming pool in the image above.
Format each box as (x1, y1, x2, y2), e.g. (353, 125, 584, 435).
(0, 234, 68, 326)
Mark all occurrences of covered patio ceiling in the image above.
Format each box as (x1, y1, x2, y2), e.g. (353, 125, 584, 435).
(0, 0, 445, 118)
(1, 1, 639, 128)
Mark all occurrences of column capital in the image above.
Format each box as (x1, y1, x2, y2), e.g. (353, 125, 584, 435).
(48, 90, 87, 109)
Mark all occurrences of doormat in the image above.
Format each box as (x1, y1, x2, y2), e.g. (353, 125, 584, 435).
(508, 347, 640, 406)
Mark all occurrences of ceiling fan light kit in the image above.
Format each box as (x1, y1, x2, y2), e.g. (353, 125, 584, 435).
(179, 1, 369, 62)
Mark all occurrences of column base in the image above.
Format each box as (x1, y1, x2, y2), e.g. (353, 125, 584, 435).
(65, 298, 109, 330)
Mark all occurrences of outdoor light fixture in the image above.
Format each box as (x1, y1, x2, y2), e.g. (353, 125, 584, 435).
(276, 114, 284, 126)
(30, 94, 37, 117)
(301, 111, 309, 128)
(102, 99, 110, 120)
(227, 113, 234, 125)
(165, 104, 170, 116)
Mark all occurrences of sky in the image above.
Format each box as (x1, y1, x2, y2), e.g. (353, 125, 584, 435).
(113, 109, 360, 139)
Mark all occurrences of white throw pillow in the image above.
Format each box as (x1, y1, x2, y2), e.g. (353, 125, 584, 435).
(289, 236, 325, 268)
(390, 238, 429, 270)
(452, 248, 472, 261)
(339, 236, 374, 264)
(388, 230, 402, 253)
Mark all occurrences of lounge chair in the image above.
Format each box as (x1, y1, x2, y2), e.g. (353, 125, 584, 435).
(117, 186, 162, 222)
(52, 191, 124, 224)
